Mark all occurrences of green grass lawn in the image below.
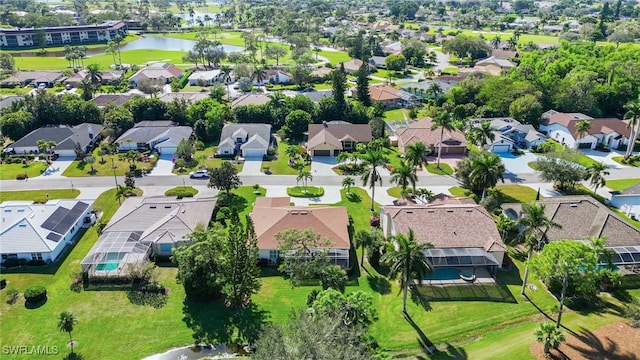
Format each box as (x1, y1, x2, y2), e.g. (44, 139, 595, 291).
(13, 49, 189, 70)
(63, 149, 154, 177)
(426, 162, 454, 175)
(612, 155, 640, 167)
(606, 178, 640, 191)
(382, 146, 404, 171)
(229, 185, 266, 221)
(164, 186, 199, 198)
(0, 189, 79, 203)
(448, 185, 540, 204)
(262, 141, 308, 175)
(319, 50, 351, 65)
(287, 186, 324, 197)
(540, 140, 599, 168)
(172, 146, 239, 175)
(383, 108, 406, 122)
(0, 161, 46, 180)
(387, 187, 403, 199)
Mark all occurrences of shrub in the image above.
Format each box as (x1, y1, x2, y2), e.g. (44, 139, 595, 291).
(6, 289, 19, 305)
(24, 286, 47, 304)
(15, 173, 28, 180)
(512, 149, 525, 156)
(164, 186, 198, 199)
(2, 258, 27, 268)
(26, 259, 46, 266)
(370, 216, 380, 227)
(0, 277, 6, 289)
(480, 194, 500, 212)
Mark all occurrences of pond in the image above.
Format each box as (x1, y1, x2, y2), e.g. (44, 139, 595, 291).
(142, 344, 243, 360)
(86, 36, 244, 56)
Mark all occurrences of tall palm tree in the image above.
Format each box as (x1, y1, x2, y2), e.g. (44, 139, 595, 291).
(470, 122, 496, 147)
(342, 176, 355, 194)
(253, 67, 267, 85)
(106, 40, 117, 68)
(575, 119, 592, 143)
(360, 148, 387, 211)
(469, 151, 505, 200)
(624, 96, 640, 159)
(426, 82, 443, 98)
(220, 65, 233, 101)
(114, 34, 123, 67)
(37, 139, 57, 169)
(86, 63, 103, 89)
(404, 141, 430, 173)
(587, 162, 610, 193)
(381, 229, 433, 313)
(391, 160, 418, 196)
(297, 170, 312, 192)
(518, 203, 562, 295)
(491, 34, 502, 49)
(57, 311, 78, 354)
(431, 111, 457, 170)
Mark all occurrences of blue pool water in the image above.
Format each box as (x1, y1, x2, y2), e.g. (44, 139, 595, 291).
(96, 263, 118, 271)
(425, 268, 461, 280)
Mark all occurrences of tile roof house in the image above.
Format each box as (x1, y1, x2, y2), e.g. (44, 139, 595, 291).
(396, 117, 467, 154)
(369, 56, 388, 68)
(115, 121, 193, 155)
(231, 94, 271, 107)
(357, 84, 419, 108)
(158, 92, 210, 103)
(256, 69, 292, 85)
(381, 198, 507, 271)
(129, 63, 183, 85)
(502, 196, 640, 267)
(1, 199, 94, 263)
(341, 59, 374, 74)
(307, 121, 372, 157)
(7, 123, 103, 157)
(471, 56, 516, 76)
(188, 70, 224, 86)
(65, 69, 124, 87)
(470, 117, 547, 153)
(91, 94, 134, 108)
(218, 123, 272, 157)
(284, 89, 333, 103)
(540, 110, 632, 150)
(81, 196, 216, 277)
(251, 197, 350, 267)
(0, 70, 64, 87)
(610, 183, 640, 221)
(0, 95, 25, 109)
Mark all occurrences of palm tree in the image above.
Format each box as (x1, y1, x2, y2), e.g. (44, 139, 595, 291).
(115, 184, 129, 204)
(534, 322, 565, 358)
(360, 148, 387, 211)
(37, 139, 57, 169)
(391, 160, 418, 196)
(404, 141, 430, 173)
(86, 63, 103, 89)
(297, 170, 312, 192)
(113, 35, 123, 67)
(491, 35, 502, 49)
(354, 228, 384, 267)
(431, 111, 457, 170)
(518, 203, 562, 295)
(220, 65, 233, 101)
(469, 151, 505, 200)
(84, 155, 96, 174)
(624, 96, 640, 159)
(470, 122, 496, 147)
(381, 229, 433, 313)
(80, 78, 94, 101)
(426, 82, 443, 98)
(342, 176, 355, 194)
(587, 162, 609, 193)
(106, 40, 117, 67)
(57, 311, 78, 354)
(575, 119, 592, 143)
(253, 67, 267, 85)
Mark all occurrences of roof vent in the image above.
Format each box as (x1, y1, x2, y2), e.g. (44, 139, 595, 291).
(406, 211, 413, 214)
(164, 205, 171, 208)
(150, 206, 157, 209)
(300, 211, 308, 215)
(322, 121, 328, 128)
(570, 203, 578, 208)
(291, 211, 298, 215)
(465, 209, 473, 212)
(446, 210, 454, 213)
(427, 210, 435, 213)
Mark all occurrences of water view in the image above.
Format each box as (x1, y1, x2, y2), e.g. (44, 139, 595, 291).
(84, 36, 244, 56)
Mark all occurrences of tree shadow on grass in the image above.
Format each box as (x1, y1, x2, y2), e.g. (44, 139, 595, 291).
(346, 192, 361, 203)
(62, 353, 85, 360)
(217, 193, 249, 214)
(421, 343, 468, 360)
(404, 311, 438, 356)
(182, 298, 269, 346)
(367, 275, 391, 295)
(565, 327, 638, 360)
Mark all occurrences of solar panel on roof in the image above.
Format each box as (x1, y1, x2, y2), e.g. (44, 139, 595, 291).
(46, 233, 62, 242)
(41, 207, 70, 231)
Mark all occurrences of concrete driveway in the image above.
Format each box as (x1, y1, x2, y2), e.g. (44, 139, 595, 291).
(311, 156, 339, 176)
(499, 151, 538, 174)
(240, 157, 264, 176)
(39, 156, 75, 178)
(580, 149, 630, 169)
(147, 154, 175, 176)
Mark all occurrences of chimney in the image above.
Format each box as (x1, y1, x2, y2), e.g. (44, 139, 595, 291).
(87, 124, 94, 139)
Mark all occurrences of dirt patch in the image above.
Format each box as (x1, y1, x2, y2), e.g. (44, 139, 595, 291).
(530, 322, 639, 359)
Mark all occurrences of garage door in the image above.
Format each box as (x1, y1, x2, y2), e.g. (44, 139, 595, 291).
(243, 149, 265, 157)
(491, 144, 511, 153)
(56, 150, 76, 157)
(157, 146, 176, 155)
(314, 150, 331, 156)
(577, 142, 593, 149)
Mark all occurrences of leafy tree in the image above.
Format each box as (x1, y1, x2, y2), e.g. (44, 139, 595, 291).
(509, 94, 544, 127)
(265, 46, 287, 66)
(385, 54, 407, 71)
(390, 160, 417, 195)
(125, 96, 167, 122)
(431, 111, 457, 169)
(442, 34, 491, 60)
(137, 78, 164, 97)
(382, 228, 433, 313)
(332, 64, 348, 118)
(57, 311, 78, 354)
(319, 266, 348, 293)
(0, 110, 33, 141)
(355, 61, 371, 106)
(102, 104, 134, 138)
(402, 43, 427, 67)
(37, 139, 57, 167)
(517, 202, 562, 295)
(84, 155, 96, 173)
(175, 139, 195, 163)
(166, 98, 189, 125)
(468, 151, 505, 201)
(360, 148, 387, 211)
(209, 162, 242, 196)
(534, 322, 566, 359)
(276, 228, 332, 286)
(0, 52, 15, 73)
(586, 162, 610, 193)
(311, 289, 378, 328)
(341, 176, 355, 194)
(283, 110, 312, 141)
(534, 148, 587, 191)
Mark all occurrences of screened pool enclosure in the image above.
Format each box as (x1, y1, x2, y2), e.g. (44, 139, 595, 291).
(81, 231, 150, 278)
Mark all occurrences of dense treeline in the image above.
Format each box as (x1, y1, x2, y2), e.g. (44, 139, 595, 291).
(443, 42, 640, 123)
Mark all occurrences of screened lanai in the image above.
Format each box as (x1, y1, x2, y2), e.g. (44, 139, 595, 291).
(81, 231, 150, 278)
(425, 248, 500, 273)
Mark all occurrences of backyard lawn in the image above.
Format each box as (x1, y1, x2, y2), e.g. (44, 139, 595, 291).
(383, 108, 406, 121)
(448, 185, 540, 204)
(0, 161, 47, 180)
(606, 178, 640, 191)
(0, 189, 79, 203)
(319, 50, 351, 65)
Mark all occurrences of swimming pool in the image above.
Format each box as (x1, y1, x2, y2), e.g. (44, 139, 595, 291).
(95, 253, 124, 271)
(425, 268, 461, 280)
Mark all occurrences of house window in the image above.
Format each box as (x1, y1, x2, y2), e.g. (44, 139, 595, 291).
(31, 253, 43, 261)
(269, 250, 279, 261)
(159, 244, 173, 253)
(224, 150, 230, 154)
(343, 141, 353, 149)
(236, 137, 243, 143)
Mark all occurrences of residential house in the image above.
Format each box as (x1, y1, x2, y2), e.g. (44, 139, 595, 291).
(470, 117, 546, 153)
(502, 196, 640, 269)
(401, 80, 453, 99)
(540, 110, 632, 150)
(610, 183, 640, 220)
(491, 49, 519, 59)
(380, 40, 403, 54)
(472, 56, 516, 76)
(188, 70, 225, 86)
(129, 63, 183, 85)
(0, 21, 127, 49)
(257, 69, 292, 85)
(81, 196, 216, 277)
(65, 69, 124, 87)
(250, 197, 351, 267)
(283, 89, 333, 103)
(1, 199, 94, 263)
(396, 117, 467, 154)
(369, 56, 387, 68)
(307, 121, 372, 157)
(0, 95, 25, 109)
(159, 92, 209, 103)
(217, 123, 272, 157)
(115, 121, 193, 155)
(380, 198, 507, 275)
(0, 71, 64, 88)
(91, 94, 134, 108)
(7, 123, 103, 157)
(231, 94, 271, 107)
(341, 59, 374, 74)
(362, 84, 419, 108)
(310, 67, 333, 78)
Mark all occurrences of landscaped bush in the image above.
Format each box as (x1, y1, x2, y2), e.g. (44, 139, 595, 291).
(26, 259, 46, 266)
(164, 186, 198, 199)
(336, 163, 366, 175)
(532, 141, 555, 153)
(23, 286, 47, 304)
(595, 143, 610, 152)
(2, 258, 27, 268)
(127, 282, 168, 308)
(287, 186, 324, 197)
(15, 173, 28, 180)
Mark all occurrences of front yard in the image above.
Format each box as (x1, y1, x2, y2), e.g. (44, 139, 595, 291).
(171, 146, 238, 175)
(0, 161, 47, 180)
(261, 141, 308, 175)
(63, 149, 156, 177)
(0, 189, 80, 203)
(606, 178, 640, 191)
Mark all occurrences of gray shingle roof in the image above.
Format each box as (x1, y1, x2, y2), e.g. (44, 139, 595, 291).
(10, 123, 103, 150)
(219, 123, 272, 149)
(116, 125, 192, 146)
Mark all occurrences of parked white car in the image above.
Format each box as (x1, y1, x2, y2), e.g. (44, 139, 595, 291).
(189, 169, 209, 179)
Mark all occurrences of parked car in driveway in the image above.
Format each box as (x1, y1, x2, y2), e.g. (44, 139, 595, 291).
(189, 169, 209, 179)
